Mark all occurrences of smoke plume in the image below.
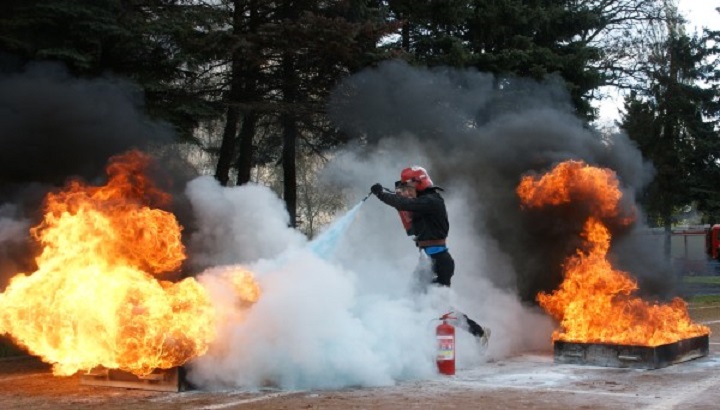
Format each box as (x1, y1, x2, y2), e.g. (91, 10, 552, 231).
(187, 60, 671, 390)
(0, 60, 189, 288)
(186, 175, 553, 390)
(1, 57, 671, 390)
(327, 60, 663, 301)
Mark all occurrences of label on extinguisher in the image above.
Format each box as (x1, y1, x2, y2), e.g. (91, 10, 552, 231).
(437, 335, 455, 360)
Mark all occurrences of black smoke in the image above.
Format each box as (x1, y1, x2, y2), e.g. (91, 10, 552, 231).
(328, 60, 670, 302)
(0, 59, 196, 289)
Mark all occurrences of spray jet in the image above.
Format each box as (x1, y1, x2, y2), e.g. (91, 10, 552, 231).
(310, 186, 398, 258)
(308, 192, 375, 258)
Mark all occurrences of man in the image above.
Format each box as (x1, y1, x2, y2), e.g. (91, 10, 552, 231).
(370, 166, 490, 345)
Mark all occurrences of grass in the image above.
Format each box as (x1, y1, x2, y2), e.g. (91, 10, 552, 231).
(687, 294, 720, 305)
(681, 276, 720, 285)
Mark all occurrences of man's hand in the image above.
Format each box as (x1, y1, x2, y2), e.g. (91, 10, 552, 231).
(371, 183, 383, 196)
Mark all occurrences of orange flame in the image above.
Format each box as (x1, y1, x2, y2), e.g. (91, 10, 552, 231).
(0, 150, 260, 375)
(517, 160, 709, 346)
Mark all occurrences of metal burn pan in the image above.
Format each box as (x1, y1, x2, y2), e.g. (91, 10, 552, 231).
(80, 366, 189, 392)
(554, 334, 709, 369)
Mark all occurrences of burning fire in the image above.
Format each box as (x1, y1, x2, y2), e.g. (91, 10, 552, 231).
(0, 151, 260, 376)
(517, 160, 709, 346)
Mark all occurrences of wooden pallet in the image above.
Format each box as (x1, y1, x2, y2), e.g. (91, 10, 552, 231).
(554, 334, 709, 370)
(80, 366, 187, 392)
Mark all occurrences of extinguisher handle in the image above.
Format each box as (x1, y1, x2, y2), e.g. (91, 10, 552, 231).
(439, 312, 456, 321)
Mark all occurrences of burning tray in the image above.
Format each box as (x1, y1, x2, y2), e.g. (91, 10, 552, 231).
(554, 334, 709, 370)
(80, 366, 188, 392)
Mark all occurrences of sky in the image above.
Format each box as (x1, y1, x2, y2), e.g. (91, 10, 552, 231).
(596, 1, 719, 125)
(680, 1, 719, 34)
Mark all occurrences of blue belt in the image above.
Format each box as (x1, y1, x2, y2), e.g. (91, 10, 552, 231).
(423, 245, 448, 256)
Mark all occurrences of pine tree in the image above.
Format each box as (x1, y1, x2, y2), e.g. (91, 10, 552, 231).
(621, 8, 720, 238)
(0, 0, 224, 139)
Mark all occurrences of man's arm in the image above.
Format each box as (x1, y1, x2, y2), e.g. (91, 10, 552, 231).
(376, 191, 440, 212)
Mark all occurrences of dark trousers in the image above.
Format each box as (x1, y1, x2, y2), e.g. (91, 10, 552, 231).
(430, 250, 454, 286)
(429, 250, 486, 338)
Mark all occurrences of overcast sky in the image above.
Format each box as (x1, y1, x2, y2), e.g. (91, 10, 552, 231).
(680, 1, 719, 33)
(595, 2, 719, 125)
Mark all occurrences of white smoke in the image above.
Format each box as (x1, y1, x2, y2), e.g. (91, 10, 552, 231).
(185, 138, 554, 391)
(185, 176, 307, 268)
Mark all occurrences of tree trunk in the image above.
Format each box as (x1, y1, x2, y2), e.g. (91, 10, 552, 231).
(401, 13, 410, 51)
(215, 105, 239, 186)
(214, 0, 246, 186)
(280, 0, 299, 227)
(282, 110, 298, 227)
(234, 0, 260, 186)
(281, 51, 298, 227)
(235, 110, 257, 185)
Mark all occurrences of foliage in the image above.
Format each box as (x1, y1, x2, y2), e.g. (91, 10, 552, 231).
(0, 0, 226, 140)
(377, 0, 667, 119)
(211, 0, 395, 224)
(2, 0, 717, 232)
(622, 8, 720, 227)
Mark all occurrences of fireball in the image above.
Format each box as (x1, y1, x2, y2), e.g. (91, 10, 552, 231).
(0, 150, 259, 375)
(517, 160, 709, 346)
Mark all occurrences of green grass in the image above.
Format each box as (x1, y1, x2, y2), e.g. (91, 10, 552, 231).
(682, 275, 720, 285)
(687, 294, 720, 304)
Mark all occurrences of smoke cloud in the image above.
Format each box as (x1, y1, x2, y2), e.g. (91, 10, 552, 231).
(187, 60, 672, 390)
(0, 60, 190, 289)
(328, 60, 662, 301)
(186, 141, 553, 390)
(1, 57, 671, 390)
(0, 61, 175, 187)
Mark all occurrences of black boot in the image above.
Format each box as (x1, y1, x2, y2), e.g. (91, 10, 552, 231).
(464, 314, 490, 347)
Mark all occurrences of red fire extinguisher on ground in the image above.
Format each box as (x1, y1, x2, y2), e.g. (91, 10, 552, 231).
(436, 312, 456, 376)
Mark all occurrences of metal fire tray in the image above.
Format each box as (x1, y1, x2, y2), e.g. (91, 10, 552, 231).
(80, 366, 188, 392)
(554, 334, 709, 370)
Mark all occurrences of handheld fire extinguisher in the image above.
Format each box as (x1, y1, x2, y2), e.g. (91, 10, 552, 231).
(436, 312, 456, 376)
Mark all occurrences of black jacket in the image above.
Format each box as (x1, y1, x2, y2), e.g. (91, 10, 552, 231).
(376, 187, 449, 243)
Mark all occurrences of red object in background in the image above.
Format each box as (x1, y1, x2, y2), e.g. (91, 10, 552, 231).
(397, 210, 413, 235)
(706, 224, 720, 260)
(436, 313, 456, 376)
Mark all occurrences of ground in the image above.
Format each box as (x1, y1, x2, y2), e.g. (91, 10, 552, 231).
(1, 305, 719, 410)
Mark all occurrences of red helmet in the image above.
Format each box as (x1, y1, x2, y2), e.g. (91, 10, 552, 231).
(400, 166, 433, 191)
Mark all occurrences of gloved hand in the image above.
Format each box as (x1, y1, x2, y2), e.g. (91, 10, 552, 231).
(371, 183, 383, 196)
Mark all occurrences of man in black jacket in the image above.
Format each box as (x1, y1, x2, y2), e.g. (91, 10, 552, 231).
(370, 166, 490, 344)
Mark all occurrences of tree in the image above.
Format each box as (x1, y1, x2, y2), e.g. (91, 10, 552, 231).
(295, 154, 346, 238)
(621, 5, 720, 256)
(375, 1, 668, 119)
(214, 0, 266, 186)
(211, 0, 393, 227)
(0, 0, 225, 139)
(381, 0, 471, 66)
(688, 10, 720, 223)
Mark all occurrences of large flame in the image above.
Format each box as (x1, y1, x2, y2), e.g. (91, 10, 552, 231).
(0, 151, 260, 375)
(517, 160, 709, 346)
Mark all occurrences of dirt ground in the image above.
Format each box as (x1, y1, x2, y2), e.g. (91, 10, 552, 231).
(2, 305, 720, 410)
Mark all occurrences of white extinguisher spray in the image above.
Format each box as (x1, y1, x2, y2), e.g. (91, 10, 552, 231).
(436, 312, 456, 375)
